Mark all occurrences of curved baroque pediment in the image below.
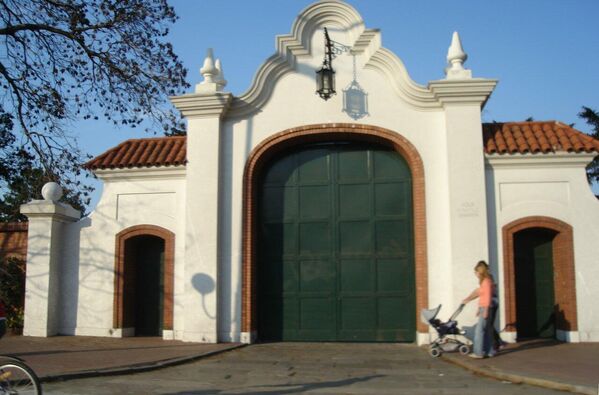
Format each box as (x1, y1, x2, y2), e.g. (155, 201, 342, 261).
(229, 0, 440, 117)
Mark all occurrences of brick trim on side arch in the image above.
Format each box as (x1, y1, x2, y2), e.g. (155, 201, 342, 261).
(502, 216, 577, 333)
(114, 225, 175, 331)
(242, 123, 429, 336)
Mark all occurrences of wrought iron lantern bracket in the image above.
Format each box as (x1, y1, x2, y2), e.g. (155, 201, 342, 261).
(316, 28, 351, 101)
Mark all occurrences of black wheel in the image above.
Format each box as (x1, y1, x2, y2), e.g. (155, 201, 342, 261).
(0, 360, 42, 395)
(458, 344, 471, 355)
(429, 347, 442, 358)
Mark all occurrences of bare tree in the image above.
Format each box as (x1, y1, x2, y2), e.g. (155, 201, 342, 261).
(0, 0, 189, 210)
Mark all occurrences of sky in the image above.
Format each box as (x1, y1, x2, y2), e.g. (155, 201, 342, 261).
(79, 0, 599, 208)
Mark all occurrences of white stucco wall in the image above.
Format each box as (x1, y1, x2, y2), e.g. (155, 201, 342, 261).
(486, 153, 599, 342)
(73, 167, 186, 338)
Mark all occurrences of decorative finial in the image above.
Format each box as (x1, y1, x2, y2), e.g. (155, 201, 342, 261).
(215, 59, 227, 90)
(445, 31, 472, 80)
(200, 48, 218, 84)
(41, 182, 63, 202)
(195, 48, 227, 93)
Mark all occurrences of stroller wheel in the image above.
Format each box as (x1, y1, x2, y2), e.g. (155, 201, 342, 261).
(429, 347, 442, 358)
(458, 344, 471, 355)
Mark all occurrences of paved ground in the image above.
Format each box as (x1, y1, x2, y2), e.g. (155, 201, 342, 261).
(0, 335, 241, 379)
(42, 343, 565, 395)
(443, 338, 599, 394)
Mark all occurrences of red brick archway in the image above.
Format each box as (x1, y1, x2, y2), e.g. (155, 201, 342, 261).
(502, 216, 577, 334)
(114, 225, 175, 332)
(242, 123, 429, 337)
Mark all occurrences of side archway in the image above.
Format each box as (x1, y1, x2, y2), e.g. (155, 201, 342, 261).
(114, 224, 175, 333)
(502, 216, 577, 335)
(242, 123, 429, 338)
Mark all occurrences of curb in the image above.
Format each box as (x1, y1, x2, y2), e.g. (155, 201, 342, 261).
(39, 343, 247, 383)
(441, 354, 595, 395)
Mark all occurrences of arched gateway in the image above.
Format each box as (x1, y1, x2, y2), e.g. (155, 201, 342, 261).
(114, 225, 175, 336)
(242, 124, 429, 341)
(502, 217, 578, 338)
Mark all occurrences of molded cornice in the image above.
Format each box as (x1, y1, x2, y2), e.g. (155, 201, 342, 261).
(20, 200, 80, 222)
(170, 92, 232, 119)
(485, 152, 596, 169)
(95, 165, 187, 181)
(429, 79, 497, 108)
(364, 48, 441, 110)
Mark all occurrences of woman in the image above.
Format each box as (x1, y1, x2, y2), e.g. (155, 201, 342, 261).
(462, 260, 496, 358)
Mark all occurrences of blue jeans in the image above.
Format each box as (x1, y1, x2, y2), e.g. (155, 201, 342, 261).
(473, 307, 495, 357)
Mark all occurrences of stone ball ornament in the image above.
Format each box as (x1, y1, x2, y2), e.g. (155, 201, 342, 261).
(41, 182, 64, 202)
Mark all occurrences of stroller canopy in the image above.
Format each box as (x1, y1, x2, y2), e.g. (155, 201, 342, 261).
(420, 304, 442, 325)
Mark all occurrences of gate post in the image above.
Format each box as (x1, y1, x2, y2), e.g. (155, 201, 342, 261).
(20, 182, 80, 336)
(171, 49, 232, 342)
(428, 32, 497, 320)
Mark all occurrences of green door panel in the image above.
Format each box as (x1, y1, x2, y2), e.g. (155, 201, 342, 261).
(339, 184, 371, 217)
(338, 149, 369, 181)
(258, 142, 415, 342)
(514, 229, 556, 338)
(339, 221, 372, 255)
(299, 186, 331, 219)
(340, 259, 373, 292)
(127, 235, 164, 337)
(300, 260, 336, 292)
(533, 237, 555, 338)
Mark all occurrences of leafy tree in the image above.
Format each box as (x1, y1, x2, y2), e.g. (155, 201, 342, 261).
(0, 0, 189, 213)
(0, 257, 25, 330)
(578, 106, 599, 186)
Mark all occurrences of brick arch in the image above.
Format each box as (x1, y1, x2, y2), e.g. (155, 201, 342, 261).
(114, 224, 175, 332)
(242, 123, 429, 337)
(502, 216, 577, 334)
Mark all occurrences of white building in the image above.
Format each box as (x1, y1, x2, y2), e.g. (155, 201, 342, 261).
(21, 1, 599, 344)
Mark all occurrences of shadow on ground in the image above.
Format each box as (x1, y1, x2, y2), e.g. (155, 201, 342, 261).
(163, 374, 385, 395)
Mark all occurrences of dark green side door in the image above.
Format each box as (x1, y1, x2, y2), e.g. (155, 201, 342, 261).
(127, 235, 164, 337)
(258, 142, 415, 342)
(514, 228, 556, 338)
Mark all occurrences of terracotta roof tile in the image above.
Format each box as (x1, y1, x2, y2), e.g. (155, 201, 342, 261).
(86, 121, 599, 171)
(85, 136, 186, 170)
(483, 121, 599, 155)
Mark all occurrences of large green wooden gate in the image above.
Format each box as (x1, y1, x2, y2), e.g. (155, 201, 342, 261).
(257, 142, 415, 342)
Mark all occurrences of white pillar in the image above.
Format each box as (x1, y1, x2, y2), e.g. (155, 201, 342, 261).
(20, 183, 80, 337)
(429, 79, 497, 307)
(171, 87, 231, 342)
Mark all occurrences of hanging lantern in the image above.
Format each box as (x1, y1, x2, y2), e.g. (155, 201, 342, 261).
(316, 65, 335, 100)
(316, 28, 336, 100)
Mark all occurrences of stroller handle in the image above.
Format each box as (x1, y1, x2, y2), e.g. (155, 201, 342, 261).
(449, 303, 465, 321)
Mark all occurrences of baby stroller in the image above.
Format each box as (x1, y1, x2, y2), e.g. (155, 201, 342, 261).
(420, 303, 471, 358)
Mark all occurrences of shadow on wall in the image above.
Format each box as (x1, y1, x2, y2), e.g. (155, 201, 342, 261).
(192, 273, 216, 320)
(484, 165, 501, 334)
(505, 304, 571, 341)
(67, 209, 129, 335)
(554, 305, 570, 332)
